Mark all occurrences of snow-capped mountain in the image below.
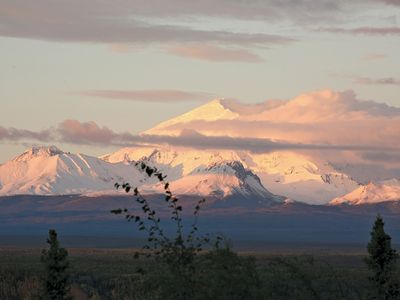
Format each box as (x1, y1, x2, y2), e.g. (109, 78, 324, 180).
(0, 146, 147, 195)
(103, 147, 359, 204)
(0, 146, 280, 207)
(330, 179, 400, 205)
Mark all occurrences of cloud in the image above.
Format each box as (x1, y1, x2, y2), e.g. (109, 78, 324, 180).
(58, 120, 116, 145)
(129, 129, 397, 153)
(109, 44, 132, 53)
(320, 27, 400, 35)
(355, 77, 400, 85)
(167, 44, 263, 62)
(0, 120, 122, 147)
(362, 53, 387, 60)
(1, 0, 395, 62)
(0, 126, 52, 142)
(0, 1, 347, 29)
(2, 90, 400, 158)
(157, 118, 400, 150)
(144, 90, 400, 149)
(76, 89, 213, 102)
(0, 1, 293, 47)
(375, 0, 400, 6)
(1, 119, 399, 155)
(361, 151, 400, 163)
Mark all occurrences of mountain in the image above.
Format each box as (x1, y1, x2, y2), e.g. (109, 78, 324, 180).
(0, 146, 280, 207)
(330, 179, 400, 205)
(0, 146, 147, 195)
(103, 147, 359, 204)
(144, 98, 239, 136)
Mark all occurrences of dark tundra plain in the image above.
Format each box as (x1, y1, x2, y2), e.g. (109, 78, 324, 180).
(0, 191, 399, 299)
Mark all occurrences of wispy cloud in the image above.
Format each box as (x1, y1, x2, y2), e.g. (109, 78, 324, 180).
(145, 90, 400, 149)
(58, 120, 116, 145)
(375, 0, 400, 6)
(362, 53, 387, 61)
(355, 77, 400, 85)
(76, 89, 212, 102)
(167, 44, 263, 63)
(128, 130, 398, 153)
(1, 119, 399, 154)
(361, 151, 400, 163)
(2, 90, 400, 158)
(0, 126, 51, 142)
(0, 1, 293, 47)
(320, 27, 400, 35)
(0, 0, 347, 29)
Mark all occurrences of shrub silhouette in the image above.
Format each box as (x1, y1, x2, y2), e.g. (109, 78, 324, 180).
(111, 162, 260, 299)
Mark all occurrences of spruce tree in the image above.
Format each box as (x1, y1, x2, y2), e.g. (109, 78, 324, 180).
(366, 215, 400, 299)
(41, 229, 71, 300)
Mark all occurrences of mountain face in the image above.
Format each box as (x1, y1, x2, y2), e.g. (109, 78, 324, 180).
(0, 146, 280, 207)
(0, 145, 358, 205)
(103, 147, 359, 204)
(330, 179, 400, 205)
(0, 146, 147, 195)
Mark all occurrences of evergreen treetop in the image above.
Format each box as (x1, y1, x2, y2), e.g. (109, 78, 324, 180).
(366, 215, 399, 299)
(41, 229, 71, 300)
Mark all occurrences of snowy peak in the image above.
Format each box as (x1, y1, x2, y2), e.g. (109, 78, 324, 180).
(330, 179, 400, 205)
(164, 159, 281, 206)
(13, 146, 64, 162)
(144, 98, 239, 135)
(103, 147, 281, 204)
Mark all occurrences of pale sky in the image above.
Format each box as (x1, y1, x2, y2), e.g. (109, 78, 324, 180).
(1, 0, 400, 163)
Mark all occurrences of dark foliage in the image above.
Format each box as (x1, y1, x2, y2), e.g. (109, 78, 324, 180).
(366, 215, 400, 299)
(111, 162, 261, 299)
(41, 229, 71, 300)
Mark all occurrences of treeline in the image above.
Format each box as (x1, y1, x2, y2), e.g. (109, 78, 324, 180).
(1, 218, 398, 299)
(0, 250, 383, 299)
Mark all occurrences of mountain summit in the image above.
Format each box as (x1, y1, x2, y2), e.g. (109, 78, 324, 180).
(0, 146, 145, 195)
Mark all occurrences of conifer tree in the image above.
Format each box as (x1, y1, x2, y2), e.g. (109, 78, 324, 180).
(366, 215, 400, 299)
(41, 229, 71, 300)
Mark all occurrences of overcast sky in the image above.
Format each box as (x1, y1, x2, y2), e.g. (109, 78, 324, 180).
(0, 0, 399, 162)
